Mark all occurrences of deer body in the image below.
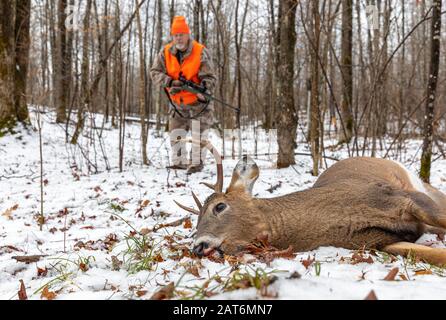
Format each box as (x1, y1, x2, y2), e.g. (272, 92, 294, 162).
(175, 140, 446, 266)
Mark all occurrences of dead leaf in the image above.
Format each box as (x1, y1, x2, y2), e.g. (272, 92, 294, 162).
(153, 253, 164, 263)
(2, 204, 18, 220)
(364, 290, 378, 300)
(183, 218, 193, 229)
(79, 262, 88, 272)
(383, 267, 399, 281)
(41, 286, 56, 300)
(187, 265, 200, 278)
(140, 228, 151, 235)
(12, 255, 47, 264)
(136, 290, 147, 297)
(414, 269, 433, 276)
(37, 267, 48, 277)
(149, 282, 175, 300)
(111, 256, 123, 271)
(240, 235, 295, 264)
(399, 274, 409, 281)
(81, 226, 95, 230)
(18, 280, 27, 300)
(351, 252, 374, 265)
(301, 256, 315, 269)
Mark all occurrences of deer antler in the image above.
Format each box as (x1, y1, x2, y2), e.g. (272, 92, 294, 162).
(191, 191, 203, 211)
(173, 200, 200, 215)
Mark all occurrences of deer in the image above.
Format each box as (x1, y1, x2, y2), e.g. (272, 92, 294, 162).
(174, 139, 446, 266)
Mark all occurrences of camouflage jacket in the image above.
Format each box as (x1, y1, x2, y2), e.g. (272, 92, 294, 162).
(150, 39, 217, 92)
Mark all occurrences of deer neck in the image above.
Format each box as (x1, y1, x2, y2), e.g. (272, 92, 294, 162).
(254, 188, 317, 250)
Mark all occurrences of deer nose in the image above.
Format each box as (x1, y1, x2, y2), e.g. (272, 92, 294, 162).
(193, 242, 209, 257)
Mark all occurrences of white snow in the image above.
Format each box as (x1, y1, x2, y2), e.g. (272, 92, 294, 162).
(1, 108, 446, 300)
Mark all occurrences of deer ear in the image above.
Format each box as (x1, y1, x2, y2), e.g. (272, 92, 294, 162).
(226, 155, 259, 196)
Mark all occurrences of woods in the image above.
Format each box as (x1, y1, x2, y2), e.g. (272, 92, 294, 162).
(0, 0, 442, 179)
(0, 0, 445, 193)
(2, 0, 446, 301)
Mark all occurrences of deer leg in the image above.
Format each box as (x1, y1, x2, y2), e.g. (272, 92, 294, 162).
(383, 242, 446, 267)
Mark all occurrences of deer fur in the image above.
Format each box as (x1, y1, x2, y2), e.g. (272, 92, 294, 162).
(175, 140, 446, 266)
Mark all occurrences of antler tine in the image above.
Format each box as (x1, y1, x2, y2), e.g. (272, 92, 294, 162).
(191, 191, 203, 211)
(180, 138, 224, 193)
(173, 200, 200, 215)
(200, 181, 216, 191)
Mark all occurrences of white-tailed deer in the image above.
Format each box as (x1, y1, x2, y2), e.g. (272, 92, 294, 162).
(175, 139, 446, 266)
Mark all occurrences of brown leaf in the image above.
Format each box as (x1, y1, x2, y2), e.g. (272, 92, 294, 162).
(37, 267, 48, 277)
(2, 204, 19, 220)
(183, 218, 193, 229)
(399, 274, 409, 281)
(140, 228, 151, 236)
(351, 252, 374, 265)
(240, 235, 295, 264)
(81, 226, 95, 230)
(79, 262, 88, 272)
(153, 253, 164, 263)
(414, 269, 433, 276)
(149, 282, 175, 300)
(41, 286, 56, 300)
(364, 290, 378, 300)
(187, 265, 200, 278)
(136, 290, 147, 297)
(18, 280, 27, 300)
(301, 256, 315, 269)
(12, 255, 47, 264)
(383, 267, 399, 281)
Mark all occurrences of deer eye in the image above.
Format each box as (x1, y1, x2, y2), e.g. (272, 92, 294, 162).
(213, 203, 227, 214)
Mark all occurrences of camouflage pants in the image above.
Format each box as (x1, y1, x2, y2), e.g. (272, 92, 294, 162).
(169, 102, 215, 166)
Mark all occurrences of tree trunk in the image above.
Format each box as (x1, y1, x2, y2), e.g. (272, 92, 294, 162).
(135, 0, 149, 165)
(339, 0, 353, 143)
(0, 0, 16, 134)
(276, 0, 298, 168)
(14, 0, 31, 123)
(309, 0, 321, 175)
(55, 0, 68, 123)
(70, 0, 92, 145)
(420, 0, 441, 183)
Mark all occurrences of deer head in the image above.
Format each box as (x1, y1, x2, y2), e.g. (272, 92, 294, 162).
(174, 139, 269, 257)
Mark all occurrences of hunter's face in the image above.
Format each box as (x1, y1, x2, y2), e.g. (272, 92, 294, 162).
(173, 33, 190, 51)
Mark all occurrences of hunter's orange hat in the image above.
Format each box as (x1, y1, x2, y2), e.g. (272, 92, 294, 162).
(171, 16, 190, 35)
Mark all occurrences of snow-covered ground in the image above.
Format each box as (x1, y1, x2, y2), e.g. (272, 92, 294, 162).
(1, 108, 446, 300)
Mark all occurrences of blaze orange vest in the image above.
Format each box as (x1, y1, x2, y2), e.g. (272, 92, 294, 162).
(164, 40, 204, 106)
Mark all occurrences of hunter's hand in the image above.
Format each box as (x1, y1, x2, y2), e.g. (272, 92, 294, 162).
(171, 80, 183, 87)
(197, 93, 208, 103)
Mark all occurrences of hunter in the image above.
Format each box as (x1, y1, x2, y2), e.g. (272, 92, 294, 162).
(150, 16, 217, 174)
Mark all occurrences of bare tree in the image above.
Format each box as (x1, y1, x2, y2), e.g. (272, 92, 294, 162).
(339, 0, 353, 143)
(276, 0, 298, 168)
(420, 0, 441, 183)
